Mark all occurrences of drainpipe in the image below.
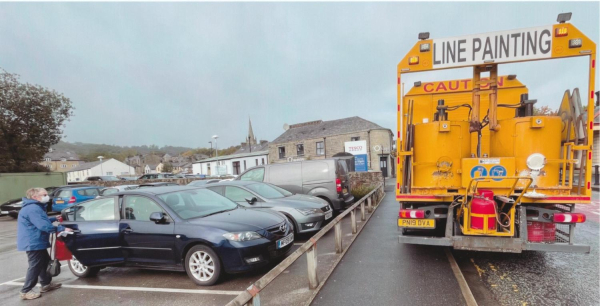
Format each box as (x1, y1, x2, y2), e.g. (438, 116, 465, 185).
(323, 137, 327, 158)
(367, 130, 371, 170)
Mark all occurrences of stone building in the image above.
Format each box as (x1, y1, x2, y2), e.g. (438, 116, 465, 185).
(39, 149, 82, 172)
(268, 116, 395, 177)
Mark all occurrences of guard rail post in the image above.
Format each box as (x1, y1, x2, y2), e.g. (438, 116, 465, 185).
(334, 223, 343, 253)
(307, 245, 319, 289)
(361, 201, 366, 221)
(351, 209, 357, 234)
(367, 196, 373, 213)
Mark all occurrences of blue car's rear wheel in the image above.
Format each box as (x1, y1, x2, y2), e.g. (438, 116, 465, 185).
(185, 245, 221, 286)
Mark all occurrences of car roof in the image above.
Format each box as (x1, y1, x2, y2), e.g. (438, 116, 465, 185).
(210, 180, 259, 187)
(114, 186, 200, 196)
(140, 182, 176, 186)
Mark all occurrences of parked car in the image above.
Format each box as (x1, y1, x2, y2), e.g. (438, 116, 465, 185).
(120, 177, 138, 181)
(85, 176, 120, 181)
(139, 182, 179, 188)
(100, 185, 139, 196)
(59, 186, 294, 286)
(236, 159, 354, 211)
(185, 174, 205, 179)
(1, 198, 24, 218)
(52, 186, 102, 212)
(138, 173, 171, 180)
(187, 179, 221, 187)
(1, 185, 70, 217)
(205, 181, 333, 234)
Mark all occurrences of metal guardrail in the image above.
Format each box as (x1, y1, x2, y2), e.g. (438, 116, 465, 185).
(226, 183, 385, 306)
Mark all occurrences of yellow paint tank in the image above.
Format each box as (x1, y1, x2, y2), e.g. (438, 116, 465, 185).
(490, 116, 562, 187)
(413, 121, 471, 189)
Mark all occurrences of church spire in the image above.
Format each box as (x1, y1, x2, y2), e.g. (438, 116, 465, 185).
(248, 118, 256, 145)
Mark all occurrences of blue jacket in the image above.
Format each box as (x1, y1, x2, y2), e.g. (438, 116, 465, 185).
(17, 198, 64, 251)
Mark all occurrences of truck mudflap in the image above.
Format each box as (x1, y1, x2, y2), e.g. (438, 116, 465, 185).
(398, 206, 591, 254)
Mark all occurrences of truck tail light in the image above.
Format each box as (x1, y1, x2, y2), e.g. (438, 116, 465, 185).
(553, 213, 586, 223)
(336, 178, 342, 193)
(68, 196, 76, 204)
(399, 209, 425, 219)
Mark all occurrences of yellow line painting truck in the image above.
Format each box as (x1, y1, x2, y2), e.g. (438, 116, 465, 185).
(396, 13, 596, 253)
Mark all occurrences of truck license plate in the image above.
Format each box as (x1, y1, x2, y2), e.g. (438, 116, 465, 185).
(398, 218, 435, 228)
(276, 233, 294, 249)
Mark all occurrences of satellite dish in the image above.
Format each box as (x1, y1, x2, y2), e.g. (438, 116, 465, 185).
(283, 123, 290, 131)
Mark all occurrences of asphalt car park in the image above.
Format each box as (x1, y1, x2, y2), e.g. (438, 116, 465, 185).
(0, 211, 324, 306)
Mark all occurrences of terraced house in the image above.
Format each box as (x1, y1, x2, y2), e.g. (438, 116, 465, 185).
(39, 148, 82, 172)
(269, 116, 395, 177)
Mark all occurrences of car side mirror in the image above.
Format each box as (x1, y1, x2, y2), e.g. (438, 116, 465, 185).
(245, 197, 258, 205)
(150, 212, 167, 224)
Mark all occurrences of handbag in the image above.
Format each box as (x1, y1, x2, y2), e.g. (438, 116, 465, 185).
(47, 233, 61, 277)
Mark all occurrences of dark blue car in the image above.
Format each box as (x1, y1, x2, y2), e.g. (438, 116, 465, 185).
(60, 186, 294, 286)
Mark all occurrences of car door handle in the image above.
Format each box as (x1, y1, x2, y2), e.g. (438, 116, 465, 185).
(124, 228, 133, 233)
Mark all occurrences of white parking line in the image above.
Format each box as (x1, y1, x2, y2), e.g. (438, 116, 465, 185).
(2, 282, 243, 295)
(0, 264, 66, 286)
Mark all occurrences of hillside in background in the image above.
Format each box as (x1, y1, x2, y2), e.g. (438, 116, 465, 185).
(52, 141, 240, 162)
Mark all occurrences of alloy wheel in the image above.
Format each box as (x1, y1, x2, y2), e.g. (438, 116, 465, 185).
(70, 256, 88, 274)
(189, 251, 215, 281)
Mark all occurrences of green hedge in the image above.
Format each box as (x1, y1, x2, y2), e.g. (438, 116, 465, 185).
(351, 185, 376, 200)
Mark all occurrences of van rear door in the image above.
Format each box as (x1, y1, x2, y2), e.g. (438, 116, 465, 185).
(336, 160, 354, 203)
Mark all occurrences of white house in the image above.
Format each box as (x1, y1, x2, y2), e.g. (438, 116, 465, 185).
(192, 150, 268, 176)
(144, 163, 163, 174)
(67, 158, 136, 182)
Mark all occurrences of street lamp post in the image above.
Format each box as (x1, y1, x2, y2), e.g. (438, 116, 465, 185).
(212, 135, 219, 175)
(97, 156, 104, 176)
(208, 141, 213, 157)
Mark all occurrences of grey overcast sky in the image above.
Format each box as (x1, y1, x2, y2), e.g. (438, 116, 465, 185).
(1, 2, 598, 148)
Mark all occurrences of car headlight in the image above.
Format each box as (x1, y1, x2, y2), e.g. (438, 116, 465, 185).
(223, 232, 262, 242)
(296, 208, 320, 215)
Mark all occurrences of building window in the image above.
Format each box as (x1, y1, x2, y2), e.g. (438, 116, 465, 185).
(278, 147, 286, 159)
(261, 158, 265, 165)
(316, 142, 324, 155)
(46, 164, 51, 169)
(351, 136, 360, 141)
(255, 159, 258, 166)
(232, 161, 240, 175)
(61, 158, 67, 162)
(60, 164, 66, 168)
(243, 160, 247, 171)
(296, 144, 304, 156)
(106, 172, 113, 175)
(45, 158, 51, 162)
(71, 164, 76, 167)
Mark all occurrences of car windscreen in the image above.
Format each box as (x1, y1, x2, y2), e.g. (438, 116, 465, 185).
(246, 183, 287, 199)
(102, 176, 120, 181)
(267, 184, 293, 197)
(158, 189, 238, 220)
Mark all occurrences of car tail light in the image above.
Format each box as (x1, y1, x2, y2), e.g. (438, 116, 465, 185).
(68, 196, 76, 204)
(553, 213, 586, 223)
(399, 209, 425, 219)
(336, 178, 342, 193)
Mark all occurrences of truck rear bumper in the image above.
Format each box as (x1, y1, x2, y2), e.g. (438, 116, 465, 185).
(398, 235, 590, 253)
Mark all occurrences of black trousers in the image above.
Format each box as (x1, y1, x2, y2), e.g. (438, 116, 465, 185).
(21, 249, 52, 293)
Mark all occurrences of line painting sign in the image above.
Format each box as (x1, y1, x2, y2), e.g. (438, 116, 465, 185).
(432, 26, 553, 69)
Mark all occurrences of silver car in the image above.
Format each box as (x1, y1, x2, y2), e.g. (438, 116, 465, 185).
(205, 181, 333, 234)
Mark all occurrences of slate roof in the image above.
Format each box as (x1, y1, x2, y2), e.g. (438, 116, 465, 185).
(68, 159, 108, 172)
(234, 142, 269, 154)
(271, 116, 388, 144)
(43, 150, 81, 161)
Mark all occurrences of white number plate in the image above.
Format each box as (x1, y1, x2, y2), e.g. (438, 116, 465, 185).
(276, 233, 294, 249)
(325, 211, 333, 220)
